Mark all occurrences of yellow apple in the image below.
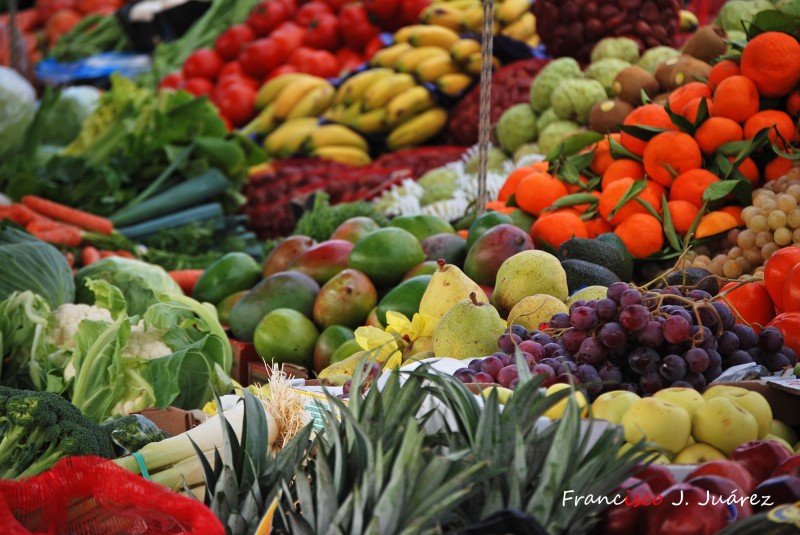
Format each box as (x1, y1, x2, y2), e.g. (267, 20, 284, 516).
(703, 385, 773, 438)
(763, 434, 795, 453)
(651, 453, 672, 465)
(481, 386, 513, 405)
(591, 390, 641, 424)
(621, 398, 692, 455)
(673, 443, 727, 464)
(543, 383, 588, 420)
(692, 396, 759, 455)
(653, 387, 706, 419)
(771, 419, 799, 446)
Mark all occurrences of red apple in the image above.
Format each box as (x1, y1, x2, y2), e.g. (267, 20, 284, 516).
(730, 440, 792, 485)
(633, 463, 677, 495)
(598, 477, 655, 535)
(772, 454, 800, 478)
(643, 483, 732, 535)
(687, 475, 753, 519)
(752, 475, 800, 512)
(686, 460, 757, 494)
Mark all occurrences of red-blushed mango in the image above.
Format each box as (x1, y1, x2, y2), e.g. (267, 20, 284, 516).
(288, 240, 355, 285)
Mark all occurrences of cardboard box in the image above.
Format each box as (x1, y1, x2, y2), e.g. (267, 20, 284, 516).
(714, 380, 800, 427)
(229, 338, 261, 385)
(136, 407, 204, 436)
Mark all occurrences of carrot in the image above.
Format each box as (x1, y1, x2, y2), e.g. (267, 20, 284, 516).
(26, 218, 68, 233)
(99, 250, 117, 259)
(81, 246, 101, 266)
(0, 204, 45, 226)
(168, 269, 205, 295)
(21, 195, 114, 235)
(30, 227, 83, 247)
(114, 249, 136, 259)
(63, 251, 75, 268)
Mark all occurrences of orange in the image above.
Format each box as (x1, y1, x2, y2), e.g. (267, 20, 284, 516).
(498, 165, 543, 202)
(530, 211, 588, 249)
(514, 172, 569, 216)
(788, 90, 800, 117)
(642, 131, 703, 187)
(728, 156, 759, 184)
(619, 104, 678, 157)
(695, 211, 740, 239)
(590, 134, 621, 174)
(668, 82, 712, 115)
(694, 116, 743, 155)
(666, 200, 700, 234)
(740, 31, 800, 98)
(720, 205, 744, 226)
(669, 169, 719, 208)
(681, 96, 714, 123)
(765, 155, 796, 181)
(743, 110, 797, 149)
(712, 75, 760, 123)
(708, 59, 741, 90)
(646, 179, 667, 202)
(585, 216, 613, 238)
(601, 159, 645, 190)
(598, 177, 661, 226)
(614, 213, 664, 258)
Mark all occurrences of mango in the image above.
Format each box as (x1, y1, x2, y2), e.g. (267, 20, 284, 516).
(389, 214, 455, 241)
(376, 275, 432, 325)
(313, 325, 355, 374)
(288, 240, 355, 285)
(466, 211, 513, 250)
(312, 269, 378, 329)
(402, 261, 439, 280)
(421, 233, 468, 267)
(263, 235, 315, 277)
(330, 216, 381, 243)
(349, 228, 425, 287)
(463, 223, 535, 286)
(253, 309, 319, 369)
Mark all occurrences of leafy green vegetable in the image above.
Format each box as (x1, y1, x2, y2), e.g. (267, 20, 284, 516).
(0, 291, 52, 390)
(41, 86, 101, 147)
(0, 224, 75, 309)
(0, 67, 36, 159)
(293, 192, 389, 242)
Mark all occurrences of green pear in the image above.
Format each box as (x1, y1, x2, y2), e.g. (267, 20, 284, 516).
(491, 250, 568, 318)
(433, 292, 506, 360)
(418, 259, 484, 319)
(507, 294, 568, 331)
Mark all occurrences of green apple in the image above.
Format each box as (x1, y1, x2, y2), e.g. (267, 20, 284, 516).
(621, 398, 692, 455)
(692, 396, 759, 455)
(653, 387, 706, 419)
(591, 390, 641, 424)
(673, 442, 727, 465)
(770, 419, 799, 446)
(703, 385, 773, 439)
(763, 434, 794, 453)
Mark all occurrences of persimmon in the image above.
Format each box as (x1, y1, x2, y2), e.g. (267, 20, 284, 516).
(768, 312, 800, 354)
(694, 117, 743, 155)
(712, 75, 760, 124)
(788, 90, 800, 117)
(619, 104, 677, 157)
(740, 31, 800, 98)
(781, 264, 800, 313)
(719, 280, 775, 333)
(643, 131, 703, 187)
(669, 169, 719, 208)
(614, 213, 664, 258)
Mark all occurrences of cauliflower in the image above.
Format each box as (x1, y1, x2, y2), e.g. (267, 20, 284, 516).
(47, 304, 112, 348)
(529, 58, 582, 112)
(123, 321, 172, 360)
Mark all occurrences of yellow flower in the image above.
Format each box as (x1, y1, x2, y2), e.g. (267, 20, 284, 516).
(202, 400, 218, 417)
(354, 326, 401, 365)
(385, 311, 437, 340)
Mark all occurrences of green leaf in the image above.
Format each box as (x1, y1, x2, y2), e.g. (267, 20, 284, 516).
(609, 179, 647, 219)
(773, 145, 800, 160)
(549, 193, 599, 209)
(661, 196, 682, 251)
(683, 199, 709, 246)
(567, 151, 596, 173)
(558, 158, 581, 185)
(86, 279, 127, 319)
(545, 132, 604, 161)
(663, 102, 695, 133)
(746, 10, 800, 39)
(633, 197, 662, 221)
(617, 124, 669, 142)
(691, 96, 710, 129)
(702, 179, 750, 203)
(608, 136, 643, 163)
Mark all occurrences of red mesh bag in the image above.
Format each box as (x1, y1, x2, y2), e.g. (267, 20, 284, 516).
(0, 456, 223, 535)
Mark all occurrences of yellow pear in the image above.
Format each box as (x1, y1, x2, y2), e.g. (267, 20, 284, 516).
(404, 335, 434, 359)
(507, 294, 569, 331)
(653, 387, 706, 419)
(491, 250, 568, 318)
(418, 260, 484, 319)
(673, 443, 727, 464)
(566, 285, 609, 306)
(621, 397, 692, 455)
(692, 396, 759, 455)
(703, 385, 772, 438)
(432, 292, 506, 359)
(481, 386, 514, 404)
(543, 383, 589, 420)
(591, 390, 641, 425)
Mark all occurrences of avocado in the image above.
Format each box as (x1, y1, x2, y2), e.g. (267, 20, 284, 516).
(665, 267, 719, 295)
(560, 259, 621, 294)
(595, 233, 635, 281)
(556, 237, 629, 281)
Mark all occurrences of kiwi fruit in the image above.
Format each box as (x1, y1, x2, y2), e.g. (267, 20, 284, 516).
(612, 65, 660, 106)
(589, 99, 634, 133)
(681, 26, 728, 64)
(652, 92, 670, 106)
(654, 55, 712, 91)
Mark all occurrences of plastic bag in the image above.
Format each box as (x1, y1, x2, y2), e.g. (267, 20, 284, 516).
(101, 414, 170, 456)
(0, 67, 36, 158)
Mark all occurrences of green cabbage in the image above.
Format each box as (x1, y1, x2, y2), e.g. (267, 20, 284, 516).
(74, 257, 182, 316)
(0, 225, 75, 309)
(0, 67, 36, 158)
(41, 86, 101, 147)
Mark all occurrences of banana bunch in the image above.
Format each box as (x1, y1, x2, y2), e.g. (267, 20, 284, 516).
(263, 118, 372, 165)
(421, 0, 539, 47)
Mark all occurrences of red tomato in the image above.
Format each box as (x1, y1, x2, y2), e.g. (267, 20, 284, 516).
(265, 63, 299, 81)
(183, 48, 224, 80)
(274, 0, 297, 14)
(74, 0, 119, 15)
(246, 1, 289, 36)
(214, 84, 257, 126)
(782, 264, 800, 312)
(339, 3, 380, 50)
(363, 35, 385, 61)
(719, 281, 776, 333)
(336, 48, 363, 74)
(271, 21, 305, 51)
(363, 0, 400, 22)
(295, 1, 333, 26)
(217, 61, 244, 80)
(216, 74, 259, 93)
(290, 48, 340, 78)
(399, 0, 431, 26)
(158, 71, 184, 91)
(45, 8, 81, 47)
(239, 38, 285, 78)
(182, 77, 214, 96)
(37, 0, 75, 22)
(302, 13, 341, 50)
(214, 24, 254, 61)
(768, 312, 800, 355)
(764, 246, 800, 311)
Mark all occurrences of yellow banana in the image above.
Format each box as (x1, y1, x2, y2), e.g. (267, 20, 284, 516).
(465, 52, 501, 75)
(240, 102, 277, 137)
(461, 5, 484, 32)
(311, 145, 372, 166)
(387, 107, 449, 150)
(285, 83, 336, 120)
(415, 56, 461, 83)
(496, 0, 532, 25)
(679, 9, 699, 32)
(335, 68, 395, 106)
(394, 46, 450, 73)
(361, 73, 417, 111)
(406, 25, 461, 49)
(304, 124, 369, 152)
(421, 5, 464, 30)
(385, 85, 436, 127)
(273, 77, 329, 120)
(500, 12, 536, 41)
(351, 108, 390, 134)
(324, 101, 363, 125)
(255, 73, 316, 109)
(394, 25, 429, 44)
(432, 0, 480, 7)
(368, 43, 413, 69)
(526, 34, 541, 48)
(263, 118, 319, 157)
(450, 38, 482, 63)
(436, 72, 474, 97)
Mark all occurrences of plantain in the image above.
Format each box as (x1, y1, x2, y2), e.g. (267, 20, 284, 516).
(385, 85, 437, 127)
(240, 102, 277, 137)
(334, 68, 394, 105)
(415, 56, 462, 83)
(368, 43, 413, 69)
(263, 117, 319, 157)
(304, 124, 369, 152)
(394, 46, 450, 73)
(361, 73, 417, 111)
(273, 77, 330, 120)
(436, 72, 474, 97)
(285, 83, 336, 120)
(310, 145, 372, 166)
(255, 73, 317, 109)
(386, 107, 449, 150)
(496, 0, 533, 25)
(450, 38, 482, 63)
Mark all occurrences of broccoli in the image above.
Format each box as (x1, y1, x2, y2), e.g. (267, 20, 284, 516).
(101, 414, 169, 455)
(0, 386, 115, 479)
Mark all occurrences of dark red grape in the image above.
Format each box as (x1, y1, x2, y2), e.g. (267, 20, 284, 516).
(746, 347, 764, 364)
(764, 352, 791, 372)
(598, 363, 623, 389)
(497, 365, 520, 388)
(571, 306, 599, 330)
(607, 282, 629, 303)
(599, 322, 627, 349)
(523, 352, 539, 368)
(532, 364, 556, 386)
(732, 324, 758, 349)
(468, 358, 484, 372)
(712, 301, 735, 330)
(703, 366, 723, 382)
(454, 368, 478, 383)
(549, 313, 571, 329)
(474, 371, 495, 383)
(569, 300, 587, 313)
(659, 354, 687, 382)
(507, 324, 529, 340)
(670, 308, 694, 324)
(688, 289, 712, 301)
(557, 361, 579, 375)
(663, 315, 691, 344)
(481, 356, 504, 379)
(707, 349, 722, 368)
(620, 289, 643, 307)
(697, 306, 718, 329)
(636, 320, 665, 347)
(691, 326, 716, 350)
(498, 333, 523, 354)
(496, 353, 512, 367)
(342, 379, 352, 396)
(540, 358, 562, 371)
(365, 363, 381, 379)
(759, 327, 785, 353)
(543, 343, 562, 357)
(618, 382, 639, 393)
(555, 373, 581, 385)
(620, 304, 650, 332)
(663, 286, 682, 296)
(725, 350, 754, 367)
(561, 328, 588, 352)
(519, 340, 544, 360)
(671, 380, 693, 388)
(595, 298, 618, 321)
(577, 336, 607, 365)
(532, 332, 553, 346)
(640, 372, 666, 394)
(779, 346, 797, 365)
(684, 347, 710, 373)
(683, 372, 706, 390)
(553, 349, 572, 359)
(628, 347, 660, 374)
(717, 331, 739, 355)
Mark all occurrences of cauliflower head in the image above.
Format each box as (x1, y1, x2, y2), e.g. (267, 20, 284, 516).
(47, 304, 113, 348)
(123, 321, 172, 360)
